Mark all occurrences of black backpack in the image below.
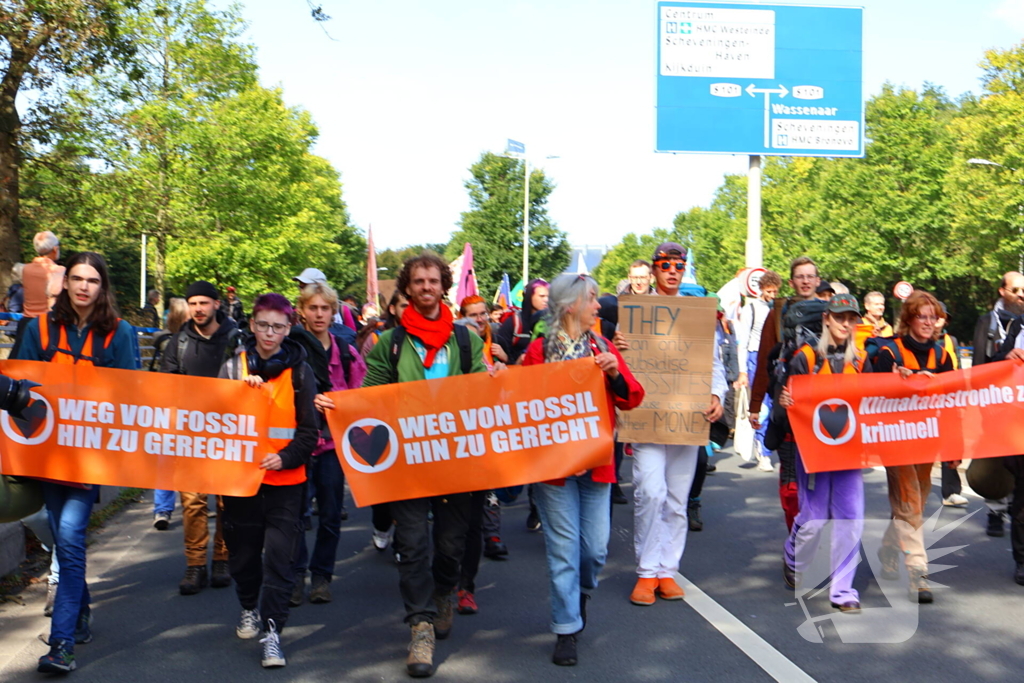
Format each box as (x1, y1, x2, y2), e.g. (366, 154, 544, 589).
(174, 326, 243, 372)
(388, 325, 473, 382)
(772, 299, 828, 387)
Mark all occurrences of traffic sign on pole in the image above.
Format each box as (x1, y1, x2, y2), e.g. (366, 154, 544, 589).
(655, 2, 864, 157)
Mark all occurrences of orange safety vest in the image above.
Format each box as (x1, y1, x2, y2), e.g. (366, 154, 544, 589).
(891, 337, 946, 372)
(38, 315, 117, 366)
(798, 345, 859, 375)
(943, 334, 959, 370)
(240, 351, 306, 487)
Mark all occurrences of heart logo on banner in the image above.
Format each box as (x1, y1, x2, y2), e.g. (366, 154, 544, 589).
(348, 425, 392, 467)
(12, 400, 48, 439)
(818, 404, 850, 440)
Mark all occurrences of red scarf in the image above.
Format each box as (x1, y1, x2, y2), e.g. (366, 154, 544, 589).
(401, 304, 454, 368)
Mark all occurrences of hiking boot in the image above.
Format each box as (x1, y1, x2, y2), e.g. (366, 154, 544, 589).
(630, 578, 658, 606)
(526, 505, 542, 532)
(37, 639, 75, 674)
(783, 561, 797, 590)
(657, 577, 685, 600)
(688, 498, 703, 532)
(74, 606, 93, 644)
(406, 622, 435, 678)
(44, 582, 57, 617)
(372, 527, 393, 551)
(210, 560, 232, 588)
(483, 537, 509, 559)
(290, 576, 305, 607)
(1015, 563, 1024, 586)
(457, 589, 478, 615)
(153, 511, 171, 530)
(877, 545, 901, 581)
(179, 565, 208, 596)
(987, 511, 1005, 537)
(908, 567, 933, 604)
(236, 608, 261, 639)
(611, 484, 629, 505)
(309, 575, 332, 604)
(259, 619, 286, 668)
(552, 633, 578, 666)
(433, 591, 455, 640)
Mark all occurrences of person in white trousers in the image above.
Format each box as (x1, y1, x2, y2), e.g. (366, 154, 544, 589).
(613, 242, 728, 606)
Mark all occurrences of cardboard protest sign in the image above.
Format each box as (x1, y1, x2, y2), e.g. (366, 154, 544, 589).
(788, 360, 1024, 472)
(0, 360, 269, 496)
(616, 295, 717, 445)
(324, 358, 613, 507)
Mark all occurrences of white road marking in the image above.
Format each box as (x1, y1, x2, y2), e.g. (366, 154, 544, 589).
(676, 572, 818, 683)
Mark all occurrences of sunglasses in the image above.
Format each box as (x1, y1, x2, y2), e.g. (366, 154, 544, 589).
(655, 260, 686, 272)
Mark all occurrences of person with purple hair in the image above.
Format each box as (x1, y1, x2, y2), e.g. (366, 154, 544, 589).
(219, 293, 319, 669)
(495, 278, 549, 365)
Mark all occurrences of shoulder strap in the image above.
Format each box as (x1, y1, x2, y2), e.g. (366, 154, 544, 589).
(40, 314, 57, 362)
(177, 331, 189, 370)
(336, 334, 353, 384)
(389, 327, 407, 383)
(454, 324, 472, 375)
(798, 344, 825, 374)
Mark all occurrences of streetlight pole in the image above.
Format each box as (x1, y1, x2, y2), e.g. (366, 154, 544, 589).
(968, 158, 1024, 271)
(522, 157, 531, 283)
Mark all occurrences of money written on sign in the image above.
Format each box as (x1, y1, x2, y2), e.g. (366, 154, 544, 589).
(616, 295, 717, 446)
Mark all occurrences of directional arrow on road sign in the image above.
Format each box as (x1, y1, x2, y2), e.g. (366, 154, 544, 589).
(746, 83, 789, 99)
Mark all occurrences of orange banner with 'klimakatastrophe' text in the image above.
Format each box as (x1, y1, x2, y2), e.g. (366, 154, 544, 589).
(788, 360, 1024, 473)
(0, 360, 271, 496)
(324, 358, 614, 507)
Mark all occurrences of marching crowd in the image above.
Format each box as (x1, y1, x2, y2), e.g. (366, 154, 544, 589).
(3, 229, 1024, 678)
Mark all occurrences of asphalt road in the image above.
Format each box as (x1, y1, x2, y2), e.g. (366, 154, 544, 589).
(1, 450, 1021, 682)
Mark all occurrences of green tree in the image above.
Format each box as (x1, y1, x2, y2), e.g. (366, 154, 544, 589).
(446, 152, 569, 291)
(1, 0, 135, 290)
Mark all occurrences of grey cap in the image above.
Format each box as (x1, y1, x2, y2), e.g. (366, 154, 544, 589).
(293, 268, 327, 285)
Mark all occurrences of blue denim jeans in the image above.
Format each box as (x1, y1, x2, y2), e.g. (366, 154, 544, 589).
(534, 475, 611, 634)
(153, 489, 176, 515)
(42, 483, 97, 645)
(292, 451, 345, 581)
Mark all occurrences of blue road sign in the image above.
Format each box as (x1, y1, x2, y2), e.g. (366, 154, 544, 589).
(655, 2, 863, 157)
(506, 139, 526, 155)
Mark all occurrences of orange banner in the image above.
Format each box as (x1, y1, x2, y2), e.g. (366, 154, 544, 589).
(0, 360, 269, 496)
(324, 359, 614, 507)
(788, 360, 1024, 473)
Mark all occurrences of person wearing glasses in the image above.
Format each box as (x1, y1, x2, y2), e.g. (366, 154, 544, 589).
(613, 242, 727, 607)
(872, 290, 954, 605)
(219, 293, 319, 668)
(971, 272, 1024, 537)
(618, 259, 654, 296)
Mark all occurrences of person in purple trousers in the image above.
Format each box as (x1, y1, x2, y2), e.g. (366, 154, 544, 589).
(778, 294, 870, 612)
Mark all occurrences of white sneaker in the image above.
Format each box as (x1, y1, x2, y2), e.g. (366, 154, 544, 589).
(153, 512, 171, 530)
(757, 454, 775, 472)
(260, 619, 286, 668)
(943, 493, 969, 507)
(372, 527, 393, 551)
(236, 608, 261, 639)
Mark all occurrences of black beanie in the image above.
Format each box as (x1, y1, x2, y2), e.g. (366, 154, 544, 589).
(185, 280, 220, 301)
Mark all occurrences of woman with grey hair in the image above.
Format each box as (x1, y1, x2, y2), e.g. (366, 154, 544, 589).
(520, 274, 644, 666)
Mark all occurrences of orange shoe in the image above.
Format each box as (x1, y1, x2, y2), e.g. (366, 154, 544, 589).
(630, 578, 659, 606)
(657, 577, 685, 600)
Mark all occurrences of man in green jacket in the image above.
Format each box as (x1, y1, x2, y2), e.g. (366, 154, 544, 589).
(363, 253, 487, 678)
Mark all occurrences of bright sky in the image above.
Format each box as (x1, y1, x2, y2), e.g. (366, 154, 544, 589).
(215, 0, 1024, 250)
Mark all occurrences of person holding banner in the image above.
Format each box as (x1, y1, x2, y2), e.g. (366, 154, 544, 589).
(14, 251, 136, 674)
(289, 282, 367, 606)
(872, 290, 954, 604)
(613, 242, 727, 608)
(219, 293, 319, 668)
(362, 253, 488, 679)
(777, 294, 870, 612)
(522, 273, 644, 666)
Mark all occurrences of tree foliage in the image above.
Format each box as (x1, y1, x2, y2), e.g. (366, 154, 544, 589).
(447, 152, 570, 290)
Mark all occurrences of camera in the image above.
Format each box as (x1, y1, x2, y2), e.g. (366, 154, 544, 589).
(0, 375, 35, 419)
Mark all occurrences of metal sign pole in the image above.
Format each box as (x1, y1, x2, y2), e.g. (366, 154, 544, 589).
(746, 155, 763, 268)
(522, 158, 531, 283)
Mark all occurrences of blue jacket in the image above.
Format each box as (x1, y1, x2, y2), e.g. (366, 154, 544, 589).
(15, 317, 137, 370)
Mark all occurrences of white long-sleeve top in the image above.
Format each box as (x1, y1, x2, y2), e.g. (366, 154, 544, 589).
(735, 298, 771, 371)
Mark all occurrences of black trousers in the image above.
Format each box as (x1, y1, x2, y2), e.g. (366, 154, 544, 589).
(372, 503, 393, 533)
(1004, 456, 1024, 564)
(689, 446, 709, 500)
(941, 463, 962, 498)
(222, 482, 304, 632)
(391, 493, 473, 625)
